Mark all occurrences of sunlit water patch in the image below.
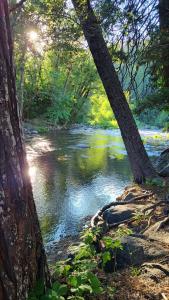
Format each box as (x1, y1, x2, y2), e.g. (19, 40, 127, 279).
(26, 127, 168, 248)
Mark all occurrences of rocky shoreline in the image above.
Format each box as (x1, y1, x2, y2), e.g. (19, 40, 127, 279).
(47, 184, 169, 299)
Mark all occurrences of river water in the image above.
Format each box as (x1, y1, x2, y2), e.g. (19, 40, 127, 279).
(26, 127, 169, 248)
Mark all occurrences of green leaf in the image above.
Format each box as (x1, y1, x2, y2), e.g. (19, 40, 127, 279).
(74, 246, 92, 260)
(112, 239, 123, 250)
(102, 251, 111, 266)
(63, 264, 71, 276)
(70, 287, 78, 293)
(79, 284, 93, 293)
(102, 237, 114, 249)
(87, 272, 103, 294)
(52, 281, 61, 292)
(57, 284, 68, 296)
(84, 234, 93, 245)
(46, 289, 58, 299)
(68, 276, 78, 287)
(87, 272, 99, 285)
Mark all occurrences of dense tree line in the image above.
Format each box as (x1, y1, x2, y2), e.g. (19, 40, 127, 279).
(11, 0, 169, 129)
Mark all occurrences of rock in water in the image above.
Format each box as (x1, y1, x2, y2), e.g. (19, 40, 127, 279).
(76, 143, 90, 148)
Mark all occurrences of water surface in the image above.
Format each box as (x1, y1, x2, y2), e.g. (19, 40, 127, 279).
(26, 127, 169, 247)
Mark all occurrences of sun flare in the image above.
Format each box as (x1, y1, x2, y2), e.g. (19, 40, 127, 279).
(28, 31, 38, 42)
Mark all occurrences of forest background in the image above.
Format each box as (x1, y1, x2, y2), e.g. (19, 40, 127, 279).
(12, 0, 169, 131)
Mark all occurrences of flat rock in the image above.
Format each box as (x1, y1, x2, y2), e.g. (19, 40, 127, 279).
(103, 205, 136, 225)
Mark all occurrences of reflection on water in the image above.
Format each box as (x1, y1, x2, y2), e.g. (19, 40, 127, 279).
(27, 127, 169, 247)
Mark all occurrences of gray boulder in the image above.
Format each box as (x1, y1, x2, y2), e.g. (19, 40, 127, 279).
(156, 148, 169, 177)
(103, 235, 168, 272)
(103, 205, 135, 225)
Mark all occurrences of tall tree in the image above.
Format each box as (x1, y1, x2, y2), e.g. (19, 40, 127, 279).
(0, 1, 50, 299)
(71, 0, 156, 183)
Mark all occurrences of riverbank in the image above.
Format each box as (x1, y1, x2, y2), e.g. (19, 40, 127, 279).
(24, 124, 169, 299)
(23, 119, 169, 135)
(47, 184, 169, 300)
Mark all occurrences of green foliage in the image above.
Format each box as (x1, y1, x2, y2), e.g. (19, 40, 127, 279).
(146, 177, 164, 187)
(130, 266, 141, 277)
(163, 122, 169, 132)
(37, 126, 48, 134)
(115, 226, 133, 237)
(134, 88, 169, 115)
(28, 227, 124, 299)
(88, 82, 118, 128)
(80, 227, 102, 245)
(133, 209, 149, 225)
(13, 0, 169, 130)
(102, 237, 123, 251)
(102, 251, 112, 266)
(28, 280, 68, 300)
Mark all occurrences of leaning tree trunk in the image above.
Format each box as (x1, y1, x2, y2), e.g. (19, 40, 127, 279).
(0, 1, 50, 299)
(71, 0, 156, 183)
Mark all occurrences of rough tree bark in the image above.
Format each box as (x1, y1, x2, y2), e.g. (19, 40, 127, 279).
(0, 1, 50, 299)
(71, 0, 157, 183)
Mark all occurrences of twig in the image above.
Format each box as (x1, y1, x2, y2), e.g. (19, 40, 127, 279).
(141, 215, 153, 233)
(142, 200, 166, 213)
(161, 293, 168, 300)
(155, 216, 169, 232)
(108, 218, 133, 229)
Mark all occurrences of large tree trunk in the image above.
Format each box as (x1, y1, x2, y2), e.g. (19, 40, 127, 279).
(159, 0, 169, 88)
(71, 0, 156, 183)
(0, 1, 50, 299)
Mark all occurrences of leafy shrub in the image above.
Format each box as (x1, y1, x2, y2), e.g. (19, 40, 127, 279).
(28, 226, 133, 300)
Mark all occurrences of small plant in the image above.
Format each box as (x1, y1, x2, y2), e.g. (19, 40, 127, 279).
(100, 236, 123, 269)
(28, 280, 68, 300)
(130, 266, 141, 277)
(115, 226, 133, 237)
(106, 286, 116, 299)
(133, 209, 149, 225)
(80, 227, 101, 245)
(29, 227, 125, 299)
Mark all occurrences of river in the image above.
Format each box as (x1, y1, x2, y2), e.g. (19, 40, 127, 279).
(26, 126, 169, 248)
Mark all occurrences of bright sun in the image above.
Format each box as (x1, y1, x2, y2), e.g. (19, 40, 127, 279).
(28, 31, 38, 42)
(27, 30, 46, 54)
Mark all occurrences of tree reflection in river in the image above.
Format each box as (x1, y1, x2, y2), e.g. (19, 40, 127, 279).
(27, 128, 167, 247)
